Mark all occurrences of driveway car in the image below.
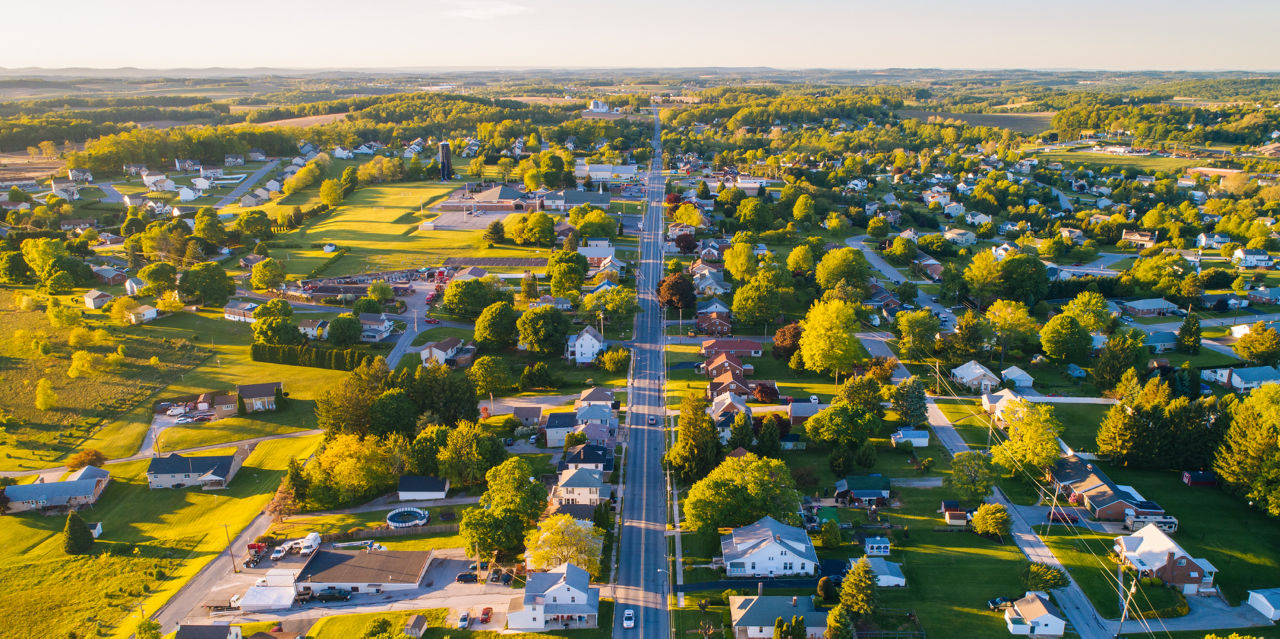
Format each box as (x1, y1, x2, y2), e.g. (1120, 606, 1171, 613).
(1047, 510, 1079, 523)
(315, 588, 350, 602)
(987, 596, 1013, 610)
(480, 607, 493, 624)
(270, 546, 286, 561)
(457, 611, 470, 629)
(455, 572, 478, 583)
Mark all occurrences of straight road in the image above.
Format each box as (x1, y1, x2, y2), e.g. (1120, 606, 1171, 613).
(612, 109, 672, 639)
(215, 159, 281, 208)
(844, 234, 956, 328)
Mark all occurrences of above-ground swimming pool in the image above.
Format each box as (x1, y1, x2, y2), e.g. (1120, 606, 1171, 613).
(386, 507, 430, 529)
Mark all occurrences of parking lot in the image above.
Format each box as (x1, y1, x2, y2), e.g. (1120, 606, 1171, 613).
(431, 209, 499, 230)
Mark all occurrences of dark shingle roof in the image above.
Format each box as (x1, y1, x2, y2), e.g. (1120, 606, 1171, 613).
(147, 453, 234, 478)
(398, 475, 448, 493)
(236, 382, 281, 400)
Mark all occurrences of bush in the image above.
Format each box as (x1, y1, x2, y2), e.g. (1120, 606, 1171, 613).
(249, 342, 370, 371)
(1020, 561, 1069, 591)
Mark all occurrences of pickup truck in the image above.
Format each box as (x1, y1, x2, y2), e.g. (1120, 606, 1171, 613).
(315, 587, 351, 602)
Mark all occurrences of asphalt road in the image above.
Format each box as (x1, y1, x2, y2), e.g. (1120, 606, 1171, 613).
(612, 109, 671, 639)
(215, 159, 281, 208)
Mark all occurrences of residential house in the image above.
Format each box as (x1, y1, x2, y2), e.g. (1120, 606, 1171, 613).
(1223, 366, 1280, 392)
(720, 516, 817, 577)
(1247, 589, 1280, 621)
(862, 536, 892, 556)
(1049, 455, 1166, 521)
(1001, 365, 1034, 389)
(952, 360, 1000, 393)
(571, 421, 613, 447)
(693, 271, 732, 296)
(451, 266, 489, 281)
(544, 412, 577, 447)
(397, 476, 449, 500)
(890, 428, 930, 448)
(576, 387, 613, 409)
(1201, 293, 1249, 310)
(128, 305, 158, 324)
(565, 326, 605, 365)
(420, 337, 464, 367)
(1066, 363, 1087, 379)
(1060, 228, 1086, 245)
(512, 406, 543, 427)
(174, 625, 243, 639)
(146, 450, 246, 489)
(863, 557, 906, 587)
(174, 159, 201, 173)
(709, 392, 751, 425)
(92, 266, 126, 285)
(575, 403, 615, 428)
(236, 382, 281, 412)
(298, 319, 327, 339)
(551, 468, 610, 506)
(943, 228, 976, 246)
(667, 222, 696, 240)
(705, 352, 753, 378)
(701, 339, 763, 359)
(945, 202, 966, 219)
(124, 277, 145, 296)
(727, 596, 826, 639)
(982, 388, 1025, 424)
(1247, 287, 1280, 305)
(223, 301, 258, 323)
(707, 371, 752, 399)
(238, 254, 267, 269)
(542, 188, 611, 212)
(1146, 331, 1177, 353)
(787, 402, 822, 427)
(1235, 248, 1274, 268)
(358, 313, 393, 342)
(1114, 524, 1217, 595)
(5, 465, 109, 514)
(506, 563, 600, 631)
(84, 289, 113, 309)
(1121, 230, 1158, 248)
(1196, 233, 1231, 249)
(1005, 592, 1066, 637)
(697, 298, 730, 315)
(1121, 298, 1178, 317)
(247, 149, 267, 162)
(562, 444, 613, 473)
(834, 475, 890, 507)
(697, 312, 732, 336)
(577, 238, 615, 260)
(67, 168, 93, 182)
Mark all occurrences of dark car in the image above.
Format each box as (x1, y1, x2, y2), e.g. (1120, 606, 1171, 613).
(489, 568, 505, 582)
(501, 572, 513, 584)
(455, 572, 479, 583)
(316, 588, 351, 602)
(469, 561, 489, 571)
(987, 596, 1014, 610)
(1047, 510, 1079, 523)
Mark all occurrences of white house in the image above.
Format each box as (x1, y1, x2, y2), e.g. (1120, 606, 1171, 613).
(551, 468, 610, 506)
(177, 186, 200, 202)
(223, 301, 258, 323)
(1005, 592, 1066, 637)
(720, 516, 817, 577)
(128, 305, 158, 324)
(952, 360, 999, 393)
(890, 428, 929, 448)
(124, 277, 146, 296)
(543, 412, 576, 448)
(862, 557, 906, 587)
(577, 238, 616, 260)
(1114, 524, 1217, 595)
(84, 289, 113, 309)
(397, 476, 449, 500)
(863, 536, 891, 556)
(419, 337, 464, 367)
(1001, 365, 1035, 389)
(965, 211, 991, 226)
(943, 228, 976, 246)
(1226, 366, 1280, 392)
(1247, 588, 1280, 621)
(728, 596, 826, 639)
(1196, 233, 1231, 249)
(1235, 248, 1274, 268)
(565, 326, 605, 365)
(333, 146, 354, 160)
(506, 564, 600, 631)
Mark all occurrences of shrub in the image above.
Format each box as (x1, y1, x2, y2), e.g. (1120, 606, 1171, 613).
(1020, 561, 1069, 591)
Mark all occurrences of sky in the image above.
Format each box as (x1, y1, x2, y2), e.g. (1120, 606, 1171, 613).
(5, 0, 1278, 71)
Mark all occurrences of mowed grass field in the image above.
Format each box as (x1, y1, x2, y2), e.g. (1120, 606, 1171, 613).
(897, 109, 1055, 134)
(1033, 150, 1200, 173)
(269, 181, 557, 277)
(0, 434, 321, 639)
(308, 602, 614, 639)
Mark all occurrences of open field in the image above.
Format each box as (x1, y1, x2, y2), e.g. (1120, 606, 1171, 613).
(240, 112, 350, 128)
(897, 110, 1055, 134)
(0, 434, 321, 639)
(1033, 150, 1200, 173)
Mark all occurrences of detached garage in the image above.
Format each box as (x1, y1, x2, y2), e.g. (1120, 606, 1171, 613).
(1248, 588, 1280, 621)
(398, 475, 449, 501)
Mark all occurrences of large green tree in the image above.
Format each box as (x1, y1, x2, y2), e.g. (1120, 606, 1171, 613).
(1040, 314, 1090, 365)
(991, 400, 1064, 475)
(815, 247, 870, 292)
(799, 299, 864, 380)
(946, 451, 998, 501)
(839, 558, 878, 618)
(665, 394, 722, 483)
(474, 301, 519, 351)
(683, 453, 801, 532)
(438, 420, 509, 487)
(517, 305, 570, 356)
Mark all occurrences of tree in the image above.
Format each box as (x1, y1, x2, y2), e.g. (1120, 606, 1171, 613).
(991, 401, 1064, 475)
(1215, 385, 1280, 516)
(799, 299, 863, 380)
(867, 216, 889, 238)
(999, 253, 1049, 305)
(135, 619, 162, 639)
(474, 301, 519, 350)
(65, 449, 106, 470)
(820, 519, 841, 548)
(442, 277, 511, 317)
(971, 503, 1012, 541)
(772, 322, 802, 360)
(0, 251, 31, 284)
(658, 273, 696, 311)
(549, 263, 585, 296)
(438, 420, 508, 487)
(754, 413, 784, 458)
(839, 558, 878, 617)
(985, 300, 1039, 367)
(235, 209, 274, 241)
(726, 412, 754, 451)
(946, 451, 997, 501)
(250, 258, 286, 290)
(468, 356, 509, 412)
(683, 453, 800, 532)
(138, 262, 178, 294)
(786, 245, 816, 274)
(313, 357, 390, 435)
(1021, 562, 1069, 591)
(517, 305, 570, 356)
(460, 506, 524, 559)
(181, 262, 233, 306)
(1178, 313, 1202, 354)
(893, 376, 928, 427)
(883, 236, 916, 265)
(724, 242, 758, 282)
(817, 576, 837, 602)
(319, 178, 345, 207)
(367, 281, 393, 303)
(484, 220, 506, 244)
(963, 251, 1002, 308)
(896, 309, 940, 359)
(524, 514, 605, 576)
(482, 456, 548, 527)
(815, 247, 870, 291)
(367, 388, 417, 439)
(1235, 322, 1280, 366)
(805, 403, 876, 471)
(62, 511, 94, 555)
(665, 394, 721, 483)
(252, 317, 304, 345)
(327, 315, 361, 346)
(521, 271, 539, 301)
(1061, 291, 1111, 333)
(252, 297, 293, 320)
(1040, 314, 1090, 365)
(1092, 329, 1147, 391)
(407, 424, 450, 476)
(581, 286, 639, 326)
(733, 278, 781, 328)
(34, 377, 58, 411)
(106, 296, 140, 326)
(824, 605, 856, 639)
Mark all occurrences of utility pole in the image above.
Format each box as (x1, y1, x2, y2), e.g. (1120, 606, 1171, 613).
(1113, 567, 1139, 638)
(224, 523, 238, 573)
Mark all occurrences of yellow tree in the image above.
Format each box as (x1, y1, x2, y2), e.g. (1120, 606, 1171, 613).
(524, 514, 604, 576)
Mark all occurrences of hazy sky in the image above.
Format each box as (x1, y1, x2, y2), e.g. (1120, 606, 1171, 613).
(7, 0, 1278, 71)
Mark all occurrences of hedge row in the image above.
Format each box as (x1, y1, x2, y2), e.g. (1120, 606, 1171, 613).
(307, 247, 349, 279)
(249, 342, 369, 371)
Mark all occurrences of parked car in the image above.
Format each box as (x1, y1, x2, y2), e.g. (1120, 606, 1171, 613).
(455, 572, 478, 583)
(270, 546, 287, 561)
(648, 415, 657, 425)
(623, 609, 635, 629)
(166, 407, 186, 416)
(457, 611, 470, 629)
(424, 317, 440, 324)
(176, 416, 194, 424)
(468, 561, 489, 571)
(500, 572, 513, 584)
(809, 395, 819, 404)
(480, 607, 493, 624)
(529, 435, 538, 445)
(987, 596, 1014, 610)
(1047, 510, 1079, 523)
(316, 588, 351, 602)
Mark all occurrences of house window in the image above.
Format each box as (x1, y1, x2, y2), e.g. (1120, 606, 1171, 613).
(750, 562, 755, 570)
(1190, 572, 1198, 578)
(1176, 559, 1186, 566)
(571, 596, 576, 602)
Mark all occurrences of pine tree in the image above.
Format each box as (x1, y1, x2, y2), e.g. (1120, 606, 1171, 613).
(824, 604, 855, 639)
(727, 412, 754, 450)
(893, 376, 928, 427)
(62, 511, 94, 555)
(839, 558, 878, 617)
(237, 395, 247, 416)
(754, 415, 782, 458)
(1177, 313, 1202, 354)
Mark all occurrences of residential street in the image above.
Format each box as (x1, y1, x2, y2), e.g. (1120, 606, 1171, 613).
(215, 159, 281, 208)
(611, 109, 672, 639)
(844, 234, 956, 327)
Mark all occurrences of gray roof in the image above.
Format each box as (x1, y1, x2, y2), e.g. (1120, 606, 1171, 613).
(174, 626, 236, 639)
(576, 404, 612, 422)
(865, 557, 904, 581)
(578, 386, 613, 403)
(729, 596, 827, 629)
(237, 381, 281, 400)
(546, 412, 576, 429)
(1123, 298, 1177, 310)
(5, 466, 109, 506)
(721, 516, 818, 565)
(558, 468, 606, 489)
(563, 444, 611, 467)
(1232, 366, 1280, 383)
(524, 563, 599, 614)
(147, 453, 235, 479)
(398, 475, 447, 493)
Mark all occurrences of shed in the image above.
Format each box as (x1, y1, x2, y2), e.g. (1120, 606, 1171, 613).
(1001, 365, 1035, 389)
(1248, 588, 1280, 621)
(397, 476, 449, 501)
(1181, 470, 1217, 487)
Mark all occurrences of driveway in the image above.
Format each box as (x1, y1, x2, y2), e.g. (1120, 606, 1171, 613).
(215, 159, 281, 208)
(98, 182, 123, 204)
(857, 332, 910, 382)
(844, 235, 956, 327)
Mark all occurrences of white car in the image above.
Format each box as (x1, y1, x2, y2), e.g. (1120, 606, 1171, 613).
(270, 546, 287, 561)
(809, 395, 820, 404)
(457, 612, 470, 630)
(166, 407, 185, 416)
(176, 416, 194, 424)
(622, 609, 635, 629)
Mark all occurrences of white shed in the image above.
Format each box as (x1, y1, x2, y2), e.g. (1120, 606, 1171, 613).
(1001, 365, 1035, 389)
(1248, 588, 1280, 621)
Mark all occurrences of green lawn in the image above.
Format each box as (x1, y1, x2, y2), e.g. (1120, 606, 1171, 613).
(1033, 151, 1200, 173)
(1050, 403, 1112, 452)
(1041, 529, 1186, 619)
(410, 326, 474, 347)
(0, 434, 321, 639)
(933, 397, 993, 448)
